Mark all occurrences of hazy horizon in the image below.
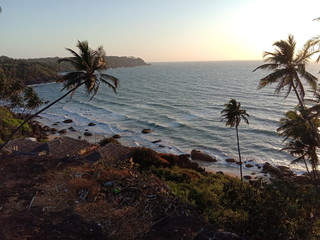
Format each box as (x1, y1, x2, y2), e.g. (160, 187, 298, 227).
(1, 0, 319, 62)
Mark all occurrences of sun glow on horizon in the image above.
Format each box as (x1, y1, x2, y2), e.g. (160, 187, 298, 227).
(0, 0, 320, 62)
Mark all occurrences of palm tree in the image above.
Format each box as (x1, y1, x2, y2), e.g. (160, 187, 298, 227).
(253, 34, 320, 145)
(221, 99, 249, 182)
(0, 40, 119, 151)
(278, 109, 320, 180)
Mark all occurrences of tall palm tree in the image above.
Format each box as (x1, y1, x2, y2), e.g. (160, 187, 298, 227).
(253, 34, 320, 145)
(0, 40, 119, 151)
(221, 99, 249, 182)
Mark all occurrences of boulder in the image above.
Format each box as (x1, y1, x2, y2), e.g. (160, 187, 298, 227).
(58, 129, 67, 134)
(278, 166, 295, 177)
(88, 122, 96, 126)
(245, 163, 254, 168)
(191, 149, 217, 162)
(84, 132, 92, 136)
(68, 126, 76, 132)
(112, 134, 121, 139)
(142, 129, 152, 134)
(262, 162, 282, 178)
(243, 175, 252, 180)
(225, 158, 236, 163)
(63, 119, 73, 123)
(152, 140, 162, 144)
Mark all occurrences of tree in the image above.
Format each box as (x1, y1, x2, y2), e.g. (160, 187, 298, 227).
(0, 40, 119, 151)
(253, 35, 320, 145)
(278, 109, 320, 180)
(221, 99, 249, 182)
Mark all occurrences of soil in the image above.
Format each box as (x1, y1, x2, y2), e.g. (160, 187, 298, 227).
(0, 153, 248, 240)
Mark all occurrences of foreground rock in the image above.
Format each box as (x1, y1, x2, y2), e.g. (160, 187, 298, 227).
(63, 119, 73, 123)
(191, 149, 217, 162)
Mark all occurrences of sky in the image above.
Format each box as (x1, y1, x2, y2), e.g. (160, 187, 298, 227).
(0, 0, 320, 62)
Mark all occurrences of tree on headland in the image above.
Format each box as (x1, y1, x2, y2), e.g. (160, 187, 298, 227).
(221, 99, 249, 182)
(0, 69, 43, 112)
(0, 40, 119, 151)
(253, 34, 320, 146)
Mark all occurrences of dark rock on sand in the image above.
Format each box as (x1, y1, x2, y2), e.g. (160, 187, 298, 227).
(84, 132, 92, 136)
(191, 149, 217, 162)
(58, 129, 67, 134)
(245, 163, 254, 168)
(152, 140, 162, 144)
(63, 119, 73, 123)
(68, 126, 76, 132)
(225, 158, 236, 163)
(142, 129, 152, 134)
(243, 175, 252, 180)
(112, 134, 121, 139)
(88, 122, 96, 126)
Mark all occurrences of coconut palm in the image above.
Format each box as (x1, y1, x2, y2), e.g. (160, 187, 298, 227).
(278, 109, 320, 180)
(221, 99, 249, 182)
(0, 40, 119, 151)
(253, 34, 320, 145)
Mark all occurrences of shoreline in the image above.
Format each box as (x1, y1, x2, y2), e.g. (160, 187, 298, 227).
(36, 117, 269, 180)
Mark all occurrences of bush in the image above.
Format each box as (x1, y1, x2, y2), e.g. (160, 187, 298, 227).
(132, 147, 169, 170)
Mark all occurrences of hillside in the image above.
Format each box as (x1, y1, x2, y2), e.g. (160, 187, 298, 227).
(0, 55, 149, 85)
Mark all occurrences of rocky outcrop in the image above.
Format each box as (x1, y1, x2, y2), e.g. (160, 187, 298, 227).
(191, 150, 217, 162)
(262, 162, 296, 179)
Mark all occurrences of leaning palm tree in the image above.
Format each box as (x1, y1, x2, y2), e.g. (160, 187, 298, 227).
(253, 34, 320, 145)
(0, 40, 119, 151)
(221, 99, 249, 182)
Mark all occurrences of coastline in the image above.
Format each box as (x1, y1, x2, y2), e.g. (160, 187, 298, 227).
(36, 116, 269, 180)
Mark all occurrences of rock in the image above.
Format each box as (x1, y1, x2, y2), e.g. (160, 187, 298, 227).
(262, 162, 282, 178)
(63, 119, 73, 123)
(58, 129, 67, 134)
(43, 125, 50, 131)
(243, 175, 252, 180)
(142, 128, 152, 134)
(158, 145, 165, 148)
(278, 166, 295, 177)
(84, 132, 92, 136)
(53, 122, 59, 126)
(68, 127, 76, 132)
(245, 163, 254, 168)
(225, 158, 236, 163)
(78, 136, 82, 139)
(152, 140, 162, 144)
(191, 149, 217, 162)
(112, 134, 121, 139)
(88, 122, 96, 126)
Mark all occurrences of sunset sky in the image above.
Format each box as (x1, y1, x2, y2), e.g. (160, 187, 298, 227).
(0, 0, 319, 62)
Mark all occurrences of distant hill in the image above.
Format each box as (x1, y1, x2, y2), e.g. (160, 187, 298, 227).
(0, 56, 150, 85)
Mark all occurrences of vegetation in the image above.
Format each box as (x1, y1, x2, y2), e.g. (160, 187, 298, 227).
(0, 55, 148, 85)
(0, 40, 119, 151)
(0, 106, 31, 144)
(129, 147, 320, 240)
(0, 69, 43, 112)
(221, 99, 249, 182)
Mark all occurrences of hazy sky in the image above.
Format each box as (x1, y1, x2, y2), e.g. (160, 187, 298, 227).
(0, 0, 319, 62)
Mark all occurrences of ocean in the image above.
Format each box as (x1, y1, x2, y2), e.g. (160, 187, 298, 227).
(32, 61, 320, 173)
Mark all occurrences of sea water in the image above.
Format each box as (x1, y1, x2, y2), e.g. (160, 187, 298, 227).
(32, 61, 320, 173)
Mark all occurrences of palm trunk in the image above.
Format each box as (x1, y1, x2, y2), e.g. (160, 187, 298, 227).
(0, 83, 84, 152)
(236, 126, 243, 182)
(292, 82, 320, 147)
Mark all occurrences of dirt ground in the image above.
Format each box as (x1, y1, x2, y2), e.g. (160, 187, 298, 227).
(0, 153, 248, 240)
